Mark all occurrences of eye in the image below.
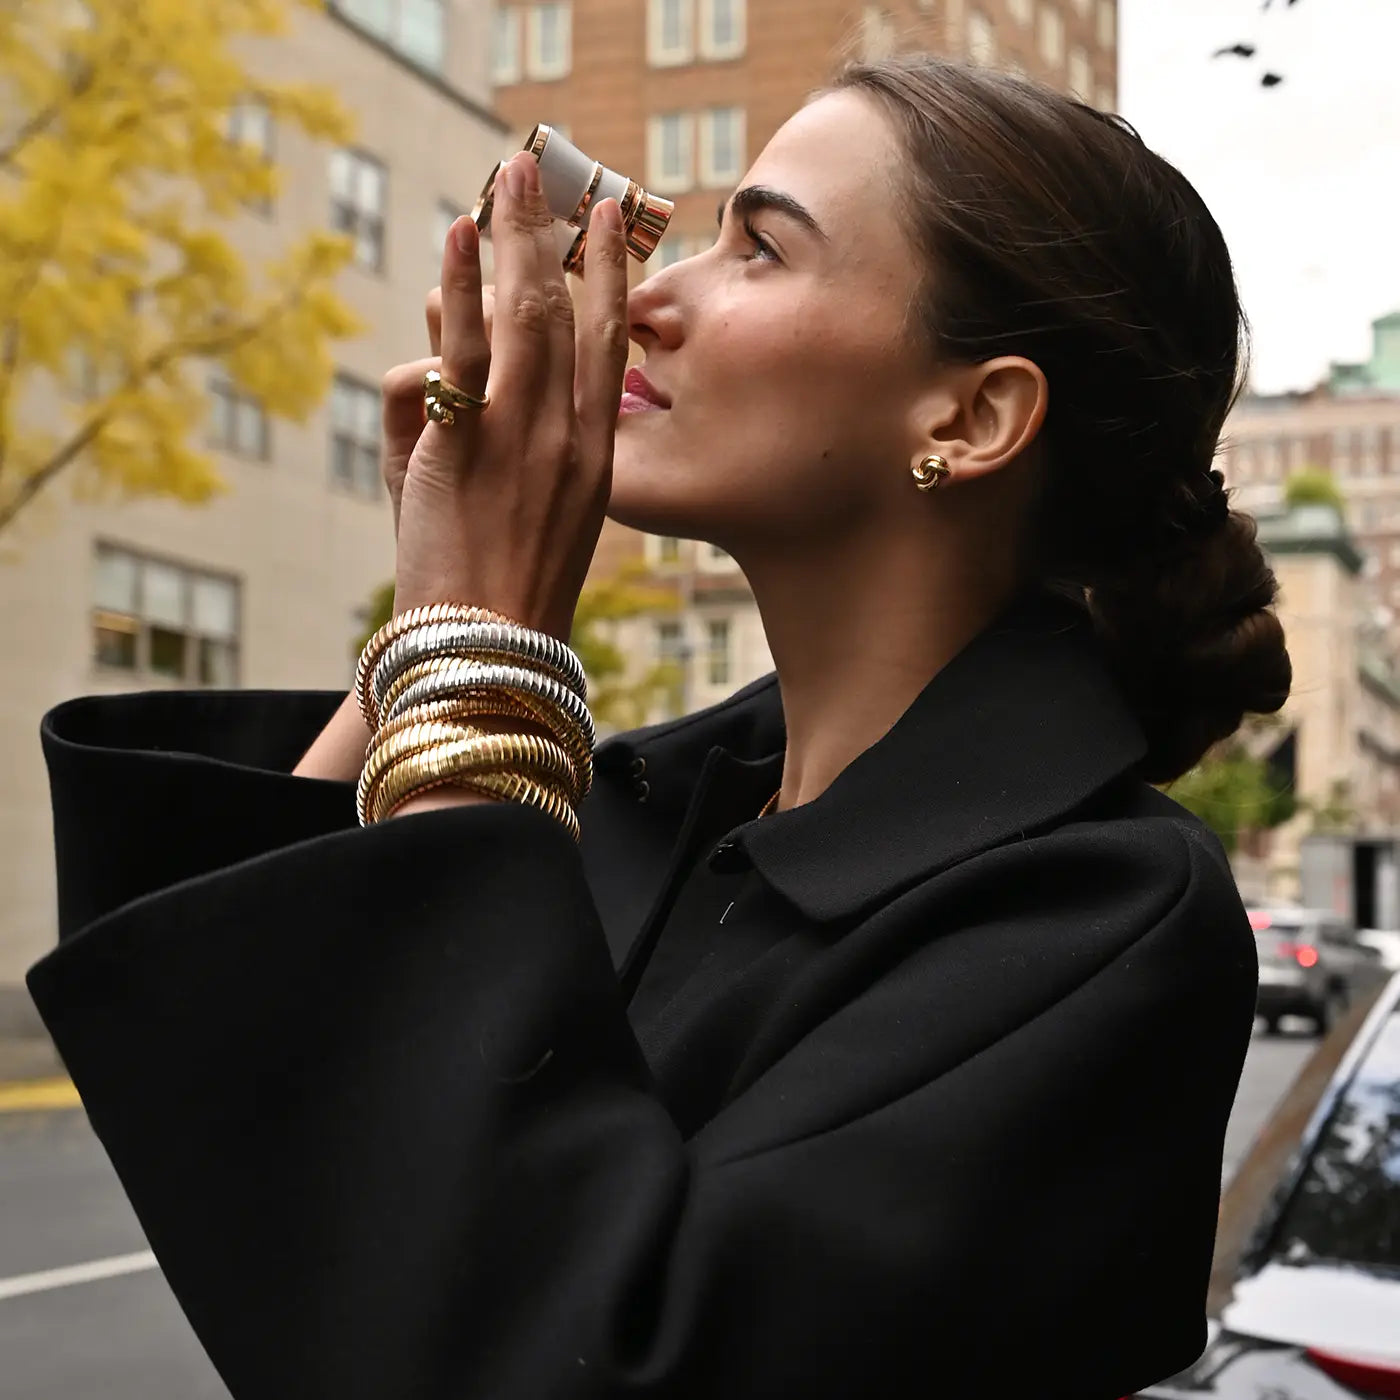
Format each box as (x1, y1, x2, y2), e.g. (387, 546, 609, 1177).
(741, 218, 779, 263)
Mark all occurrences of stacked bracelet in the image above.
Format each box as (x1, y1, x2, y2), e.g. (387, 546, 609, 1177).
(355, 603, 594, 839)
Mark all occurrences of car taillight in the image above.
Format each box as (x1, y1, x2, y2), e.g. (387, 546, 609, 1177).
(1308, 1348, 1400, 1397)
(1278, 941, 1320, 968)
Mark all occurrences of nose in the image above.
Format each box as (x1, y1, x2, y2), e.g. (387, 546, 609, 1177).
(626, 260, 683, 355)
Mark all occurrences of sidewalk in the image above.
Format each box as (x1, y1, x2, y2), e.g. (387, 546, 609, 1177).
(0, 1032, 78, 1111)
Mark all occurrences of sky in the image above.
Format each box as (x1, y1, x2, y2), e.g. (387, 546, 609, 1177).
(1118, 0, 1400, 394)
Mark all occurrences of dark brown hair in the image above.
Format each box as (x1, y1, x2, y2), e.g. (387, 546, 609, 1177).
(831, 56, 1291, 783)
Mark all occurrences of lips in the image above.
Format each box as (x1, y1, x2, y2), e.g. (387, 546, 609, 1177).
(622, 367, 670, 409)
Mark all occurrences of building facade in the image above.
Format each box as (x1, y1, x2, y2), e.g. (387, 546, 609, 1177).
(0, 1, 507, 1015)
(1222, 316, 1400, 658)
(490, 0, 1120, 718)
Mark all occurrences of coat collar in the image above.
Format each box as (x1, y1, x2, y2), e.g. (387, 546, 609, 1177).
(594, 593, 1148, 926)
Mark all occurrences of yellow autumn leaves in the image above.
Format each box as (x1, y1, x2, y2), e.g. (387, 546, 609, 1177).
(0, 0, 361, 533)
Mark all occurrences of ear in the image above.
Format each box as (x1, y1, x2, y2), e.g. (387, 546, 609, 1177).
(913, 356, 1048, 481)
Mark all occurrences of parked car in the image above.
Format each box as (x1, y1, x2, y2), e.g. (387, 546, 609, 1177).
(1248, 906, 1385, 1035)
(1129, 972, 1400, 1398)
(1358, 929, 1400, 974)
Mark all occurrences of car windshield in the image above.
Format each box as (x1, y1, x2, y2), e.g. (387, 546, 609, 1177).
(1267, 1008, 1400, 1276)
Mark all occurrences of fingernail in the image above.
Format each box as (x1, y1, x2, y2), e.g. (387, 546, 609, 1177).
(505, 157, 526, 199)
(595, 198, 621, 233)
(453, 216, 477, 256)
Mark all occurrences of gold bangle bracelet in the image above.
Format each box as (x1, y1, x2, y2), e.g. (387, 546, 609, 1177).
(355, 603, 514, 726)
(357, 718, 492, 826)
(363, 711, 582, 812)
(370, 751, 580, 840)
(378, 665, 593, 796)
(360, 730, 580, 827)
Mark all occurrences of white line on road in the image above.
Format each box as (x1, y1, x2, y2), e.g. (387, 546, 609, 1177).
(0, 1250, 158, 1302)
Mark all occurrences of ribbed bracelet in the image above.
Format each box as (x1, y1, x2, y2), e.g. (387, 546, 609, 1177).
(384, 660, 597, 755)
(369, 749, 580, 840)
(377, 663, 594, 796)
(355, 603, 510, 726)
(369, 620, 587, 725)
(360, 726, 579, 827)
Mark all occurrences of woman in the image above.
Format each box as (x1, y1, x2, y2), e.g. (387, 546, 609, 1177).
(30, 56, 1288, 1399)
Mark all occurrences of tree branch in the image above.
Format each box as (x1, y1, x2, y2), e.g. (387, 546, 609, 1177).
(0, 292, 301, 534)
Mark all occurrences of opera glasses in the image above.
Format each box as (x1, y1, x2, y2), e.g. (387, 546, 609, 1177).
(471, 123, 674, 275)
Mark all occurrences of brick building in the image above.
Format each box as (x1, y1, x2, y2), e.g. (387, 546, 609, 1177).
(490, 0, 1120, 714)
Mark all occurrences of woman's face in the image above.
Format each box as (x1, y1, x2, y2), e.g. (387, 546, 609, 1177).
(608, 91, 935, 553)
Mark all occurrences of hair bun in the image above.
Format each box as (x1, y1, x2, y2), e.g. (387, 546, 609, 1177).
(1088, 510, 1292, 784)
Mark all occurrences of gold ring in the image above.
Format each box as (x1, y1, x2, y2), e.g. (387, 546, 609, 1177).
(423, 369, 489, 426)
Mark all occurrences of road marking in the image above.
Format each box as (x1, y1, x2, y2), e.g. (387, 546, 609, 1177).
(0, 1251, 158, 1302)
(0, 1077, 81, 1113)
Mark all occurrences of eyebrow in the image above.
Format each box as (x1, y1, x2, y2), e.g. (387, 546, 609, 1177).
(716, 185, 828, 241)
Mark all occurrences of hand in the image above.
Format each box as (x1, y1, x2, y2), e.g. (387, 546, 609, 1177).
(380, 284, 496, 534)
(389, 152, 630, 642)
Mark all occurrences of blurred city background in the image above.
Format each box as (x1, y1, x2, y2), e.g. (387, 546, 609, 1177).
(2, 1, 1398, 1395)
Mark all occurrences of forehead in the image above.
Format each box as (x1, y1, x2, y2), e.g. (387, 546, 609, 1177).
(744, 90, 909, 257)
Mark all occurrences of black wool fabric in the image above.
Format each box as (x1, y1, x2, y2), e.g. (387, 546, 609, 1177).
(27, 595, 1259, 1400)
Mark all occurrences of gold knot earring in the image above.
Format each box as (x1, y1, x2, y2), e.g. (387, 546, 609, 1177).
(911, 454, 951, 492)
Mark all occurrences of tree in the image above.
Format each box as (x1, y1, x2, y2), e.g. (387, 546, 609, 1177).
(0, 0, 361, 536)
(358, 560, 684, 734)
(1169, 735, 1297, 854)
(1285, 466, 1345, 512)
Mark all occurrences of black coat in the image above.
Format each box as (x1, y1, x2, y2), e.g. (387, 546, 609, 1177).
(27, 598, 1258, 1400)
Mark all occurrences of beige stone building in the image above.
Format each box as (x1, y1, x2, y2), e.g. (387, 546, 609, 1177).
(1229, 502, 1400, 919)
(490, 0, 1119, 717)
(0, 1, 510, 1023)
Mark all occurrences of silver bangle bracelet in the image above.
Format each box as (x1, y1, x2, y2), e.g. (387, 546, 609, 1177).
(371, 620, 587, 720)
(384, 660, 597, 753)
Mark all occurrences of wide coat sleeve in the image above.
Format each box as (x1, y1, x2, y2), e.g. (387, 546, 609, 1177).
(27, 693, 1257, 1400)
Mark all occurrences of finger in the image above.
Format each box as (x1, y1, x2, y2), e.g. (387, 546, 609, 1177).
(426, 286, 442, 357)
(488, 153, 562, 404)
(382, 356, 440, 445)
(435, 213, 491, 418)
(575, 199, 631, 461)
(428, 284, 492, 360)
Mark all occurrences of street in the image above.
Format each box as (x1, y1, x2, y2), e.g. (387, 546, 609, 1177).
(0, 1022, 1320, 1399)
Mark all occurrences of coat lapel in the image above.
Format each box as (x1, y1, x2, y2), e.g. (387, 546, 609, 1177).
(580, 593, 1148, 960)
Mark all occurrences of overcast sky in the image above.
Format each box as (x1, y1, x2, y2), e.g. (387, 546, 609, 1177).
(1118, 0, 1400, 394)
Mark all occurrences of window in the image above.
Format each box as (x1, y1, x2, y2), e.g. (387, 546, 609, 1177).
(697, 541, 736, 572)
(334, 0, 446, 72)
(648, 0, 693, 65)
(492, 6, 522, 81)
(228, 96, 273, 159)
(705, 617, 731, 686)
(699, 0, 744, 59)
(1008, 0, 1032, 24)
(330, 148, 387, 272)
(654, 235, 708, 269)
(698, 107, 745, 188)
(655, 618, 685, 662)
(93, 544, 240, 686)
(434, 199, 465, 260)
(330, 373, 382, 497)
(968, 10, 996, 64)
(208, 375, 270, 460)
(652, 534, 683, 564)
(1067, 44, 1092, 97)
(1038, 3, 1064, 66)
(526, 2, 571, 80)
(1096, 0, 1115, 48)
(647, 113, 695, 194)
(1264, 1009, 1400, 1273)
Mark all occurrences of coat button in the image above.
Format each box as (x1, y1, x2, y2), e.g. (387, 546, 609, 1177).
(709, 841, 747, 872)
(628, 756, 647, 778)
(634, 779, 650, 803)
